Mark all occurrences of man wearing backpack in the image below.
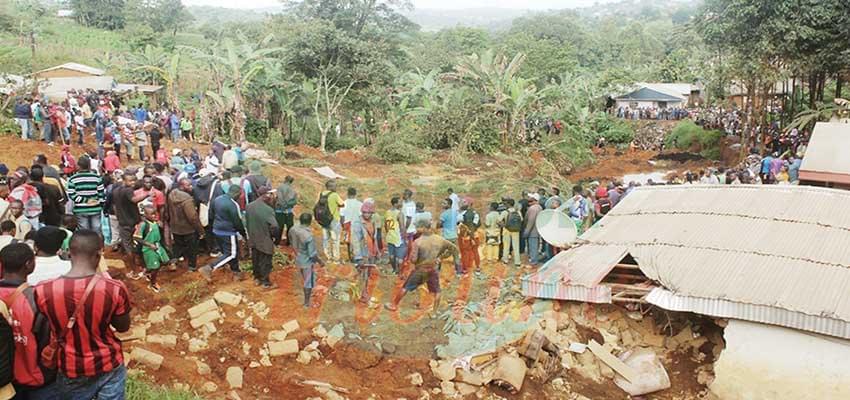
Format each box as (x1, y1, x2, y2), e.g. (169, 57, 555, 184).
(500, 198, 523, 267)
(34, 230, 131, 399)
(0, 243, 57, 399)
(315, 180, 344, 263)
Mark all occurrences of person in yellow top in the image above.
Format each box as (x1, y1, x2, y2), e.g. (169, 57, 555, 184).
(316, 180, 345, 263)
(384, 196, 404, 274)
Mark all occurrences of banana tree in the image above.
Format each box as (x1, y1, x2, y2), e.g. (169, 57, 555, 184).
(184, 34, 283, 142)
(131, 52, 182, 109)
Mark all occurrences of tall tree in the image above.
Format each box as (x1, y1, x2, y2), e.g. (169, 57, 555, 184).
(70, 0, 126, 30)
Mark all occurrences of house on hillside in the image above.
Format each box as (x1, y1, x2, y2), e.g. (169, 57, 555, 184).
(614, 82, 701, 109)
(522, 185, 850, 400)
(28, 62, 163, 104)
(726, 79, 792, 108)
(799, 122, 850, 189)
(32, 63, 105, 79)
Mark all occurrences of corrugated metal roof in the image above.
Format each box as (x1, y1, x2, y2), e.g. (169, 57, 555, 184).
(800, 122, 850, 182)
(615, 87, 684, 102)
(638, 82, 695, 98)
(522, 185, 850, 338)
(38, 76, 116, 100)
(36, 63, 105, 76)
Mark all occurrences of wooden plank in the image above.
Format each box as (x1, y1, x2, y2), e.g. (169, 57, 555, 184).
(614, 263, 641, 270)
(587, 340, 639, 383)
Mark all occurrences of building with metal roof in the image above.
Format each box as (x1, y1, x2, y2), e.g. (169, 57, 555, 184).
(614, 82, 700, 109)
(799, 122, 850, 189)
(522, 184, 850, 340)
(33, 63, 105, 79)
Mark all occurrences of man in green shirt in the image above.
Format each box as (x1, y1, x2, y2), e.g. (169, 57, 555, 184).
(66, 156, 105, 235)
(318, 180, 344, 263)
(180, 117, 193, 141)
(246, 186, 280, 289)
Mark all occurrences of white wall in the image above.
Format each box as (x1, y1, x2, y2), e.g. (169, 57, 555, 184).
(711, 320, 850, 400)
(614, 100, 683, 109)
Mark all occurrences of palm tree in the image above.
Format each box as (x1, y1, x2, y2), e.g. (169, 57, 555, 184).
(184, 34, 283, 142)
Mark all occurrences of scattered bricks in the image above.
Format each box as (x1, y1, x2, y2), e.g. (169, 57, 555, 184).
(197, 361, 212, 375)
(130, 348, 164, 370)
(281, 319, 300, 334)
(252, 302, 270, 319)
(116, 326, 146, 342)
(242, 342, 251, 355)
(228, 391, 242, 400)
(189, 338, 209, 353)
(429, 360, 456, 382)
(202, 323, 217, 335)
(408, 372, 423, 386)
(226, 366, 243, 389)
(249, 361, 260, 368)
(190, 310, 222, 329)
(146, 334, 178, 349)
(259, 355, 273, 367)
(312, 324, 328, 338)
(268, 339, 299, 357)
(202, 382, 218, 393)
(159, 305, 177, 317)
(267, 330, 288, 342)
(147, 311, 165, 324)
(297, 351, 312, 364)
(188, 299, 219, 319)
(214, 291, 243, 307)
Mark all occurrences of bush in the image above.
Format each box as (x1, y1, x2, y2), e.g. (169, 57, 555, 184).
(372, 128, 425, 163)
(325, 134, 362, 152)
(592, 113, 634, 144)
(665, 120, 722, 150)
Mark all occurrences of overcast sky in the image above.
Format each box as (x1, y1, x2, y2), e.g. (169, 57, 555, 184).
(183, 0, 609, 10)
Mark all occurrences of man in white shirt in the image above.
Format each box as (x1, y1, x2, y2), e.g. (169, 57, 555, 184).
(341, 187, 362, 250)
(402, 189, 417, 244)
(28, 226, 71, 285)
(0, 220, 17, 251)
(448, 188, 460, 212)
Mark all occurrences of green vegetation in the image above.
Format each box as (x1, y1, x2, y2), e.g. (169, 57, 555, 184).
(665, 120, 723, 159)
(126, 373, 201, 400)
(2, 0, 849, 164)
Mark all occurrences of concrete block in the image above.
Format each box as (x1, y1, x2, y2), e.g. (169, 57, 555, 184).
(214, 291, 243, 307)
(130, 348, 164, 370)
(267, 330, 288, 342)
(281, 319, 300, 333)
(190, 310, 222, 329)
(226, 366, 243, 389)
(189, 338, 209, 353)
(268, 339, 299, 357)
(188, 299, 219, 319)
(146, 334, 178, 348)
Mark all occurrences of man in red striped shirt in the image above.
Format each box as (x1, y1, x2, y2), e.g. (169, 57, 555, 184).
(34, 229, 131, 399)
(0, 243, 57, 398)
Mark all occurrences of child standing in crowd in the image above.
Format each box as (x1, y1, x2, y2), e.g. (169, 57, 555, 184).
(135, 204, 169, 293)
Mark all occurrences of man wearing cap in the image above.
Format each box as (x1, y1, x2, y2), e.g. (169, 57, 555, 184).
(350, 200, 379, 303)
(384, 219, 459, 317)
(243, 161, 269, 204)
(246, 186, 280, 289)
(200, 184, 247, 282)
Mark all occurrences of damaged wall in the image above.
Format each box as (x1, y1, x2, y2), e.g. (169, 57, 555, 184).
(711, 320, 850, 400)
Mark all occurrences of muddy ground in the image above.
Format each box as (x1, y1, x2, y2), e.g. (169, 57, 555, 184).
(0, 130, 726, 399)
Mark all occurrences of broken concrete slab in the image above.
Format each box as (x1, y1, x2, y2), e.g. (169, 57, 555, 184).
(455, 369, 485, 386)
(130, 348, 164, 370)
(190, 309, 222, 329)
(267, 330, 288, 342)
(146, 334, 178, 348)
(159, 305, 177, 317)
(188, 299, 219, 319)
(456, 382, 478, 396)
(613, 348, 671, 396)
(588, 340, 639, 383)
(297, 350, 313, 364)
(189, 338, 209, 353)
(214, 291, 243, 307)
(268, 340, 299, 357)
(312, 324, 328, 339)
(147, 311, 165, 324)
(491, 353, 527, 393)
(281, 319, 300, 334)
(202, 382, 218, 393)
(196, 360, 211, 375)
(226, 366, 244, 389)
(429, 360, 456, 382)
(439, 381, 456, 397)
(252, 302, 270, 319)
(408, 372, 423, 386)
(260, 355, 273, 367)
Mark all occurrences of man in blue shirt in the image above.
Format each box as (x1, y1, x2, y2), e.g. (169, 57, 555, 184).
(133, 104, 147, 124)
(438, 198, 457, 243)
(169, 111, 180, 142)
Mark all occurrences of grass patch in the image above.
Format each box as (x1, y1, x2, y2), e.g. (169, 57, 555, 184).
(126, 373, 201, 400)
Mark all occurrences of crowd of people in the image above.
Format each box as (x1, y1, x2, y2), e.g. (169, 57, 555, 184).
(615, 105, 691, 120)
(12, 92, 195, 153)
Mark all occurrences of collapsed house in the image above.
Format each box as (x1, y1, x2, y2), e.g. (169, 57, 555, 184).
(523, 185, 850, 400)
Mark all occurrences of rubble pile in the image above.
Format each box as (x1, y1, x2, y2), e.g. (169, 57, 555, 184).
(632, 120, 673, 151)
(427, 301, 725, 398)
